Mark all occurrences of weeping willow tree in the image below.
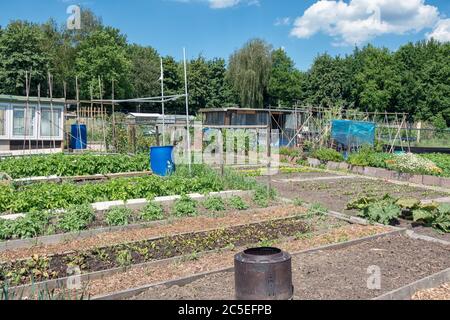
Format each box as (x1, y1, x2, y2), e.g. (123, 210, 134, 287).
(227, 39, 272, 109)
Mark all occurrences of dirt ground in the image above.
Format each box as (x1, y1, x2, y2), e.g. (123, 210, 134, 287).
(84, 224, 387, 298)
(133, 234, 450, 300)
(258, 173, 450, 242)
(413, 283, 450, 300)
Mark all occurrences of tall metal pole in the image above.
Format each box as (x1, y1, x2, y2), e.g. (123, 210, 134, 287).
(160, 57, 166, 146)
(183, 48, 191, 173)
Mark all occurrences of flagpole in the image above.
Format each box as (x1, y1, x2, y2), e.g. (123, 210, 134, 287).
(160, 57, 166, 146)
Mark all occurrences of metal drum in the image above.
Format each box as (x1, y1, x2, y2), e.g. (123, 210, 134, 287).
(234, 247, 293, 300)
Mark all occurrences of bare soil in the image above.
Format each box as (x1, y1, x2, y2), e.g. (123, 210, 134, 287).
(264, 173, 450, 241)
(413, 283, 450, 300)
(133, 234, 450, 300)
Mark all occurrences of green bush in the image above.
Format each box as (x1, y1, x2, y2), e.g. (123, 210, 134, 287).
(172, 195, 198, 217)
(105, 207, 133, 226)
(311, 148, 344, 162)
(228, 196, 249, 210)
(57, 205, 95, 232)
(140, 202, 165, 221)
(203, 196, 226, 212)
(279, 147, 301, 158)
(347, 146, 394, 168)
(420, 153, 450, 177)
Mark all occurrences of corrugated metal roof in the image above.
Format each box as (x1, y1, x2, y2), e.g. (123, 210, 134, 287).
(0, 94, 65, 105)
(199, 107, 295, 114)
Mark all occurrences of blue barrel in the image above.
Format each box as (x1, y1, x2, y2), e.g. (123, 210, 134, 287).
(71, 124, 87, 150)
(150, 146, 175, 176)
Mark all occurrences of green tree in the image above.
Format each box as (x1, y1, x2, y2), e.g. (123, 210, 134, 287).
(268, 48, 305, 108)
(75, 27, 131, 99)
(206, 58, 234, 108)
(227, 39, 272, 108)
(127, 44, 161, 98)
(352, 45, 399, 112)
(306, 53, 353, 108)
(188, 55, 210, 113)
(0, 21, 50, 95)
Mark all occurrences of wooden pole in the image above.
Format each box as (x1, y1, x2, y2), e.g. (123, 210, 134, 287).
(99, 77, 107, 152)
(112, 79, 116, 151)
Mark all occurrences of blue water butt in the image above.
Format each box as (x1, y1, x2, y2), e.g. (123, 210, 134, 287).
(150, 146, 175, 176)
(71, 124, 87, 150)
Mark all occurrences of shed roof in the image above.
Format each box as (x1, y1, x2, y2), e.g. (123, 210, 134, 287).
(0, 94, 66, 105)
(199, 107, 295, 114)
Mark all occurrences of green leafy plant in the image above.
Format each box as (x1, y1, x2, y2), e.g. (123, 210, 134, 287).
(347, 146, 394, 168)
(0, 164, 257, 214)
(252, 186, 276, 208)
(0, 211, 50, 240)
(115, 249, 133, 267)
(306, 203, 328, 218)
(57, 205, 95, 232)
(172, 195, 198, 217)
(203, 196, 226, 212)
(228, 196, 249, 210)
(0, 153, 150, 179)
(105, 207, 133, 226)
(139, 202, 165, 221)
(293, 198, 305, 207)
(311, 148, 344, 163)
(412, 203, 450, 233)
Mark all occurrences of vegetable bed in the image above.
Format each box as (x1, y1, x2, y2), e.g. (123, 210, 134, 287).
(0, 153, 149, 179)
(0, 165, 256, 214)
(0, 216, 310, 287)
(0, 192, 273, 242)
(133, 234, 450, 300)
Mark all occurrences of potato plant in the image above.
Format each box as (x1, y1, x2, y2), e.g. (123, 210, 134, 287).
(0, 165, 256, 214)
(0, 153, 150, 179)
(105, 207, 133, 226)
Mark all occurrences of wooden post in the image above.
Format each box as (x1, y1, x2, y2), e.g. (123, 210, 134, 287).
(266, 115, 272, 197)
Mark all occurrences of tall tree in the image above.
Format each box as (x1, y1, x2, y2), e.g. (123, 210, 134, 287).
(127, 44, 161, 98)
(206, 58, 234, 108)
(306, 53, 353, 108)
(0, 21, 50, 95)
(75, 27, 131, 99)
(227, 39, 272, 108)
(352, 45, 400, 113)
(268, 48, 305, 108)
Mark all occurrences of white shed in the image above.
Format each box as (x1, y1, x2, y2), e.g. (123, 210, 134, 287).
(0, 94, 65, 153)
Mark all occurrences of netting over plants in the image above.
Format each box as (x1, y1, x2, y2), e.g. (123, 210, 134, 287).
(331, 120, 376, 149)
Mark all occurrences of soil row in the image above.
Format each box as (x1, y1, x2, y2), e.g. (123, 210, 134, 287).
(1, 216, 311, 287)
(0, 205, 305, 262)
(132, 234, 450, 300)
(87, 224, 388, 298)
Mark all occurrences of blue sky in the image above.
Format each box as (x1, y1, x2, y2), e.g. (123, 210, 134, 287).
(0, 0, 449, 70)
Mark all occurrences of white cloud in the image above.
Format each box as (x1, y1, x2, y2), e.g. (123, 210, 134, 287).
(274, 17, 291, 26)
(427, 18, 450, 42)
(290, 0, 440, 45)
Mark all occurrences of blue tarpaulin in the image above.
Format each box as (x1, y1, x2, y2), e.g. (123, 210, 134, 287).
(331, 120, 376, 148)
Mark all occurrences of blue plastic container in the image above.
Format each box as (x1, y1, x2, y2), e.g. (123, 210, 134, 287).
(71, 124, 87, 150)
(150, 146, 175, 176)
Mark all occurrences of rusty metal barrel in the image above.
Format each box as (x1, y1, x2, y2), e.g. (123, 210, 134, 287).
(234, 247, 293, 300)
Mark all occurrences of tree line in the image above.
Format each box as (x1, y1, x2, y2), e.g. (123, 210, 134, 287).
(0, 9, 449, 126)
